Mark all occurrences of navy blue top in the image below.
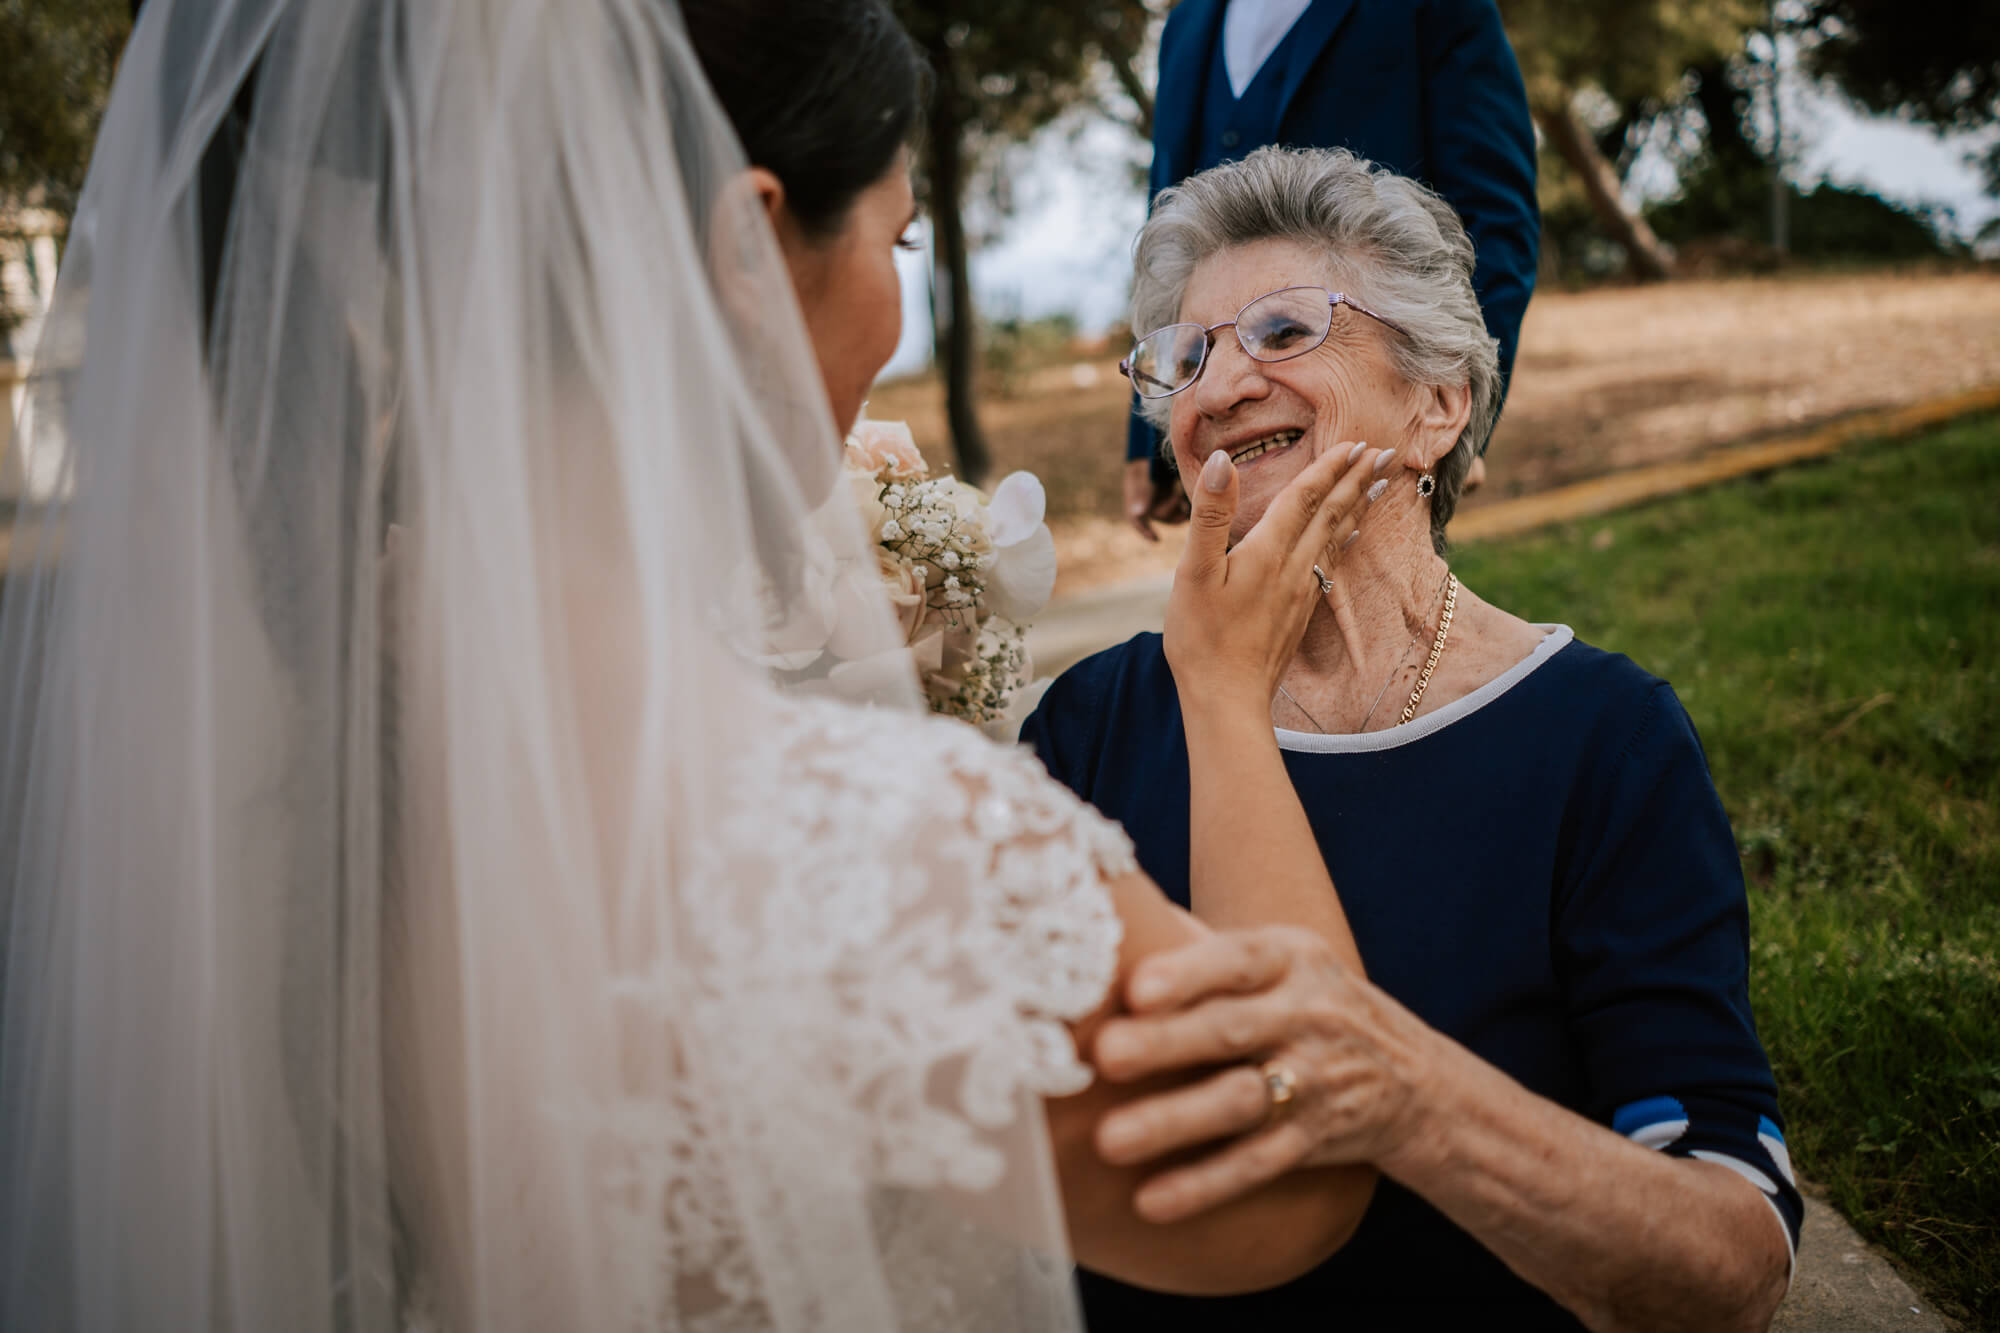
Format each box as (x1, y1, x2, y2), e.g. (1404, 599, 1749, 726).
(1022, 628, 1804, 1327)
(1126, 0, 1541, 463)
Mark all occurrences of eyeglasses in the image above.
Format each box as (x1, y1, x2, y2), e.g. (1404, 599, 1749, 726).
(1118, 286, 1410, 400)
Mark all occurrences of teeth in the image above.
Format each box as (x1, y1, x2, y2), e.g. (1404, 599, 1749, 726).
(1230, 429, 1303, 463)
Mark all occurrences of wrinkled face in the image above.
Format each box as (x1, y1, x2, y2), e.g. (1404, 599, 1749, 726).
(1165, 237, 1415, 543)
(777, 148, 917, 437)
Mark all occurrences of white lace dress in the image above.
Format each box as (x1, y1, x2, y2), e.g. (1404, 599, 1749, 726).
(400, 695, 1136, 1332)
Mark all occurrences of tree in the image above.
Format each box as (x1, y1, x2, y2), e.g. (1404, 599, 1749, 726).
(1800, 0, 2000, 195)
(0, 0, 130, 333)
(1500, 0, 1761, 279)
(0, 0, 129, 218)
(890, 1, 1153, 484)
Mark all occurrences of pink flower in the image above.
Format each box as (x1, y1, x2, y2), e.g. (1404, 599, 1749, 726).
(844, 417, 928, 481)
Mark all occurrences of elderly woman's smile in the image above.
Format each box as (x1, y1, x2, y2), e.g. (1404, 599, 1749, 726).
(1225, 427, 1304, 465)
(1162, 236, 1420, 540)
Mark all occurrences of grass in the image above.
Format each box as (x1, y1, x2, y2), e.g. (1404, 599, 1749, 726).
(1449, 413, 2000, 1329)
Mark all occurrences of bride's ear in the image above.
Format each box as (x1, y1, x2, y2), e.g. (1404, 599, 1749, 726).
(722, 165, 811, 288)
(747, 166, 787, 233)
(708, 167, 802, 316)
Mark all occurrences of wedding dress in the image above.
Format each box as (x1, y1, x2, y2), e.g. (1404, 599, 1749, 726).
(0, 0, 1131, 1327)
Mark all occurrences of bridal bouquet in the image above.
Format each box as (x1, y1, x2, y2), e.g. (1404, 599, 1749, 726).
(841, 417, 1057, 725)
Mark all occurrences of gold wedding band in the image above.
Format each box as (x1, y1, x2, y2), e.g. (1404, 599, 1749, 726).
(1311, 564, 1334, 595)
(1261, 1060, 1299, 1120)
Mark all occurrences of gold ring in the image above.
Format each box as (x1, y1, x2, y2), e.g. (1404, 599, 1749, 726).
(1261, 1061, 1299, 1120)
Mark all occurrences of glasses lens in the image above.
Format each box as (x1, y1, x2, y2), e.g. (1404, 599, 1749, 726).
(1128, 324, 1208, 398)
(1238, 288, 1331, 363)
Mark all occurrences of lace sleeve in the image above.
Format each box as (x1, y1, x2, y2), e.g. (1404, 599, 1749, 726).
(684, 697, 1132, 1193)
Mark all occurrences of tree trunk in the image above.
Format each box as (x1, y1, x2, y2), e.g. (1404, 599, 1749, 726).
(1108, 50, 1155, 140)
(1691, 58, 1762, 174)
(1534, 94, 1676, 282)
(921, 70, 993, 486)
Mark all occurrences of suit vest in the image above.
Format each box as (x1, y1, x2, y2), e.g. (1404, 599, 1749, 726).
(1194, 7, 1313, 174)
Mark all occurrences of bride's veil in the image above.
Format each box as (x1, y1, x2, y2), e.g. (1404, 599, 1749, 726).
(0, 0, 1088, 1327)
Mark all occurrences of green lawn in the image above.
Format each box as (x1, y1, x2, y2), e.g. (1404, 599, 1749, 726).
(1452, 413, 2000, 1329)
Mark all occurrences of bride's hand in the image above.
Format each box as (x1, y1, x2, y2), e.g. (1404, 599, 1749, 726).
(1162, 441, 1386, 714)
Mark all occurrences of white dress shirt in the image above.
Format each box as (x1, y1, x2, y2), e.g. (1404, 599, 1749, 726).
(1222, 0, 1316, 98)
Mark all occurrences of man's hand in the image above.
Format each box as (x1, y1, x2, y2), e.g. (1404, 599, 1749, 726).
(1124, 459, 1191, 542)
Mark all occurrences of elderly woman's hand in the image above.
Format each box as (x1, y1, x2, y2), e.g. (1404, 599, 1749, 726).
(1088, 925, 1438, 1224)
(1087, 928, 1796, 1333)
(1163, 442, 1388, 712)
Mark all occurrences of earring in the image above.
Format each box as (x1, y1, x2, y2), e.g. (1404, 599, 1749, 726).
(1416, 472, 1437, 498)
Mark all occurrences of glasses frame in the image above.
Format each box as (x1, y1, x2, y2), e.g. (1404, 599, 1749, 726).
(1118, 286, 1411, 400)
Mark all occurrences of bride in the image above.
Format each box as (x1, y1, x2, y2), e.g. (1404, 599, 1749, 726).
(0, 0, 1384, 1327)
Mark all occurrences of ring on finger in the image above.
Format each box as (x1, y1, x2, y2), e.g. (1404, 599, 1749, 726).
(1260, 1060, 1300, 1121)
(1310, 564, 1334, 595)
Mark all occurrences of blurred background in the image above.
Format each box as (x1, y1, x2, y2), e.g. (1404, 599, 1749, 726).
(856, 1, 2000, 593)
(2, 2, 1995, 1327)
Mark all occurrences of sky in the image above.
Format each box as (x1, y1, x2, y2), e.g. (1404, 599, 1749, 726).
(883, 62, 1998, 379)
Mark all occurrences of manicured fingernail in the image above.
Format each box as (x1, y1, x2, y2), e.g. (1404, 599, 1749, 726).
(1372, 448, 1399, 476)
(1345, 440, 1367, 465)
(1366, 478, 1388, 503)
(1343, 529, 1361, 548)
(1201, 449, 1232, 493)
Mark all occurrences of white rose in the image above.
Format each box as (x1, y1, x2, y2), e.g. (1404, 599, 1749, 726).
(826, 550, 929, 659)
(845, 468, 889, 537)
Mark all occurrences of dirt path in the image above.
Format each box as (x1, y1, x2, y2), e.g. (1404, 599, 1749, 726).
(868, 268, 2000, 595)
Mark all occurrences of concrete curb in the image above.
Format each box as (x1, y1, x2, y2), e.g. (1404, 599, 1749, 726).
(1451, 385, 2000, 545)
(1773, 1196, 1955, 1332)
(1027, 386, 2000, 679)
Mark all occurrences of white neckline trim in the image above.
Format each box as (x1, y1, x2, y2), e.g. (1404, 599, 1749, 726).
(1273, 625, 1574, 754)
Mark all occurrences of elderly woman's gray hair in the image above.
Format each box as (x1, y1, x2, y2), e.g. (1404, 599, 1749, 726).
(1131, 146, 1501, 551)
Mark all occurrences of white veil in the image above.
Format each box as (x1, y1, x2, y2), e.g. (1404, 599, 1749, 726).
(0, 0, 1092, 1327)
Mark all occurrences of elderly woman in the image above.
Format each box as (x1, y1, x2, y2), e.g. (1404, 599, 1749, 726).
(1023, 146, 1803, 1331)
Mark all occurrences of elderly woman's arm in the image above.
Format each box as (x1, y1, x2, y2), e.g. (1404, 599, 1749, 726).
(1091, 929, 1791, 1333)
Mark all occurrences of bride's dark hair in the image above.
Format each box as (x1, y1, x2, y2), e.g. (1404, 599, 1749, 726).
(678, 0, 925, 237)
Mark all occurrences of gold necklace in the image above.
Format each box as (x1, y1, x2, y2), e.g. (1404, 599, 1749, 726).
(1399, 574, 1458, 724)
(1275, 572, 1454, 733)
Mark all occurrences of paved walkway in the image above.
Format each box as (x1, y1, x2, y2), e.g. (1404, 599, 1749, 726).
(1774, 1197, 1953, 1331)
(1022, 392, 1990, 1332)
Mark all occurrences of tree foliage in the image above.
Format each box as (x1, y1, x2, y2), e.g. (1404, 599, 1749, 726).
(1500, 0, 1762, 278)
(0, 0, 131, 220)
(888, 0, 1152, 482)
(892, 2, 1152, 146)
(1799, 0, 2000, 194)
(1501, 0, 1760, 114)
(1800, 0, 2000, 132)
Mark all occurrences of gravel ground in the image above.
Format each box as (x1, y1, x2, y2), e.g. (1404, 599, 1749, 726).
(867, 267, 2000, 595)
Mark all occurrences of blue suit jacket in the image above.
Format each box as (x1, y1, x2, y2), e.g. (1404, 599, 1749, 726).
(1126, 0, 1539, 462)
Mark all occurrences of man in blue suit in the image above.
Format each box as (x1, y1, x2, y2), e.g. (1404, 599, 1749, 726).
(1122, 0, 1539, 539)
